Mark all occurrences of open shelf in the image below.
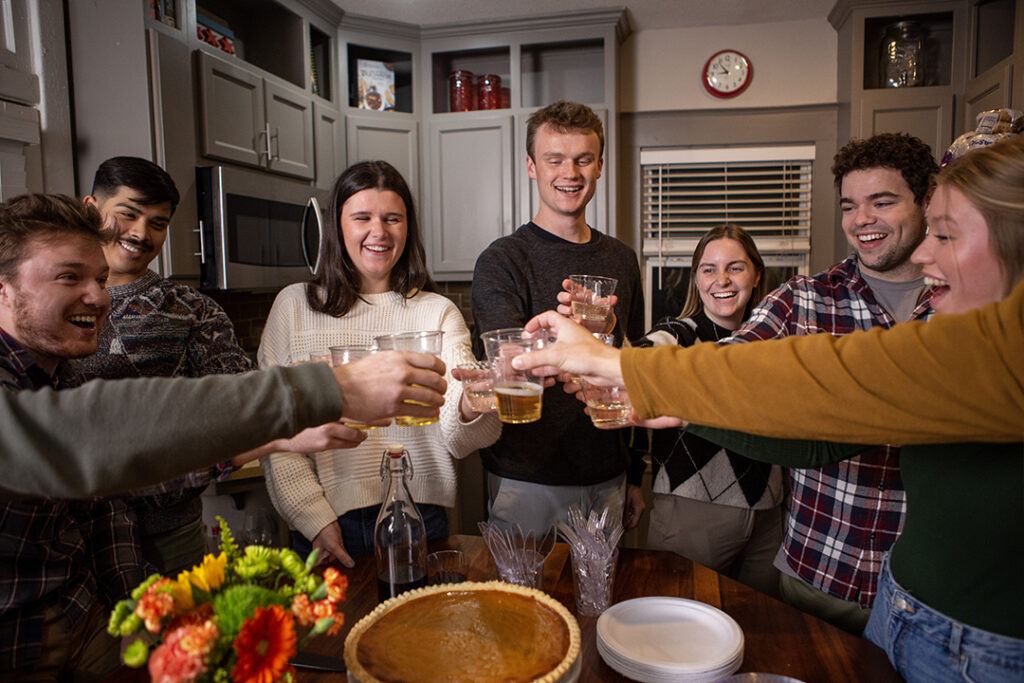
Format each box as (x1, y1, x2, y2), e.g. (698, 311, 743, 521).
(973, 0, 1016, 77)
(521, 39, 604, 108)
(195, 0, 305, 88)
(310, 25, 332, 100)
(348, 44, 413, 113)
(431, 47, 511, 114)
(863, 12, 954, 89)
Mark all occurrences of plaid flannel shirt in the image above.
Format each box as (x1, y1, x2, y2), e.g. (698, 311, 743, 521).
(0, 329, 146, 669)
(724, 257, 934, 607)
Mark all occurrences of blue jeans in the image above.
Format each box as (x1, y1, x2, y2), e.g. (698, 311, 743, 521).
(291, 503, 449, 560)
(864, 555, 1024, 682)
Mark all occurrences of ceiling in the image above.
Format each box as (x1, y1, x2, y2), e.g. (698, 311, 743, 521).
(329, 0, 837, 31)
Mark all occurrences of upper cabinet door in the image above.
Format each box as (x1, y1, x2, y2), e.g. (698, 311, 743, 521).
(428, 115, 513, 275)
(264, 81, 315, 180)
(858, 90, 954, 163)
(198, 51, 265, 168)
(346, 113, 419, 199)
(314, 103, 344, 191)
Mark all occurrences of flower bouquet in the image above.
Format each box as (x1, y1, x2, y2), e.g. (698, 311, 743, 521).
(108, 517, 347, 683)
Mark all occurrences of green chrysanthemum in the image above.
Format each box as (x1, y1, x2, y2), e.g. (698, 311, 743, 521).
(212, 584, 288, 641)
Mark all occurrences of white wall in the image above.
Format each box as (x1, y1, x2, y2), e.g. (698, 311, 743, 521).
(620, 18, 837, 112)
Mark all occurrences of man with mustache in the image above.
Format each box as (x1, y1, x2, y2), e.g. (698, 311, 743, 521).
(77, 157, 259, 575)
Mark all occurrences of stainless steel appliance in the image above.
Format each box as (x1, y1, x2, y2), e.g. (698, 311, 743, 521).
(196, 165, 327, 290)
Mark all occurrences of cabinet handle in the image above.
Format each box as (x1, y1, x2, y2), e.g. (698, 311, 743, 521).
(264, 123, 272, 160)
(193, 220, 206, 263)
(271, 126, 280, 161)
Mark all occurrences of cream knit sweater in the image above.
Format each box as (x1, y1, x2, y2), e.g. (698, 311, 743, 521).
(258, 284, 501, 541)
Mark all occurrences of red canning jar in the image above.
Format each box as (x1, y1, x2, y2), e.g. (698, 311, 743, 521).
(448, 69, 475, 112)
(477, 74, 502, 110)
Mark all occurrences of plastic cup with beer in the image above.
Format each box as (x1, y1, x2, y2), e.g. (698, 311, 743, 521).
(579, 333, 631, 428)
(481, 328, 552, 425)
(330, 344, 381, 430)
(568, 274, 618, 333)
(374, 331, 444, 427)
(457, 360, 497, 413)
(310, 350, 333, 364)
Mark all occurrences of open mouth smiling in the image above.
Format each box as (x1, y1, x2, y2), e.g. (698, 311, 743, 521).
(67, 314, 99, 330)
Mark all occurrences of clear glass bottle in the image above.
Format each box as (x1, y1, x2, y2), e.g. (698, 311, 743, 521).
(373, 444, 428, 602)
(880, 21, 925, 88)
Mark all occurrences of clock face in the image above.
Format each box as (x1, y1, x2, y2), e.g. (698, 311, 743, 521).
(703, 50, 752, 98)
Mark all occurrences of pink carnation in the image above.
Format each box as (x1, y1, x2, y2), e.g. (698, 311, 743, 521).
(148, 621, 216, 683)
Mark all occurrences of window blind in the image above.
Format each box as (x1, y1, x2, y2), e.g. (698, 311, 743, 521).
(641, 145, 814, 259)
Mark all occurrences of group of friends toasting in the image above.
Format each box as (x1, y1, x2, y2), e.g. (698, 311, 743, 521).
(0, 97, 1019, 682)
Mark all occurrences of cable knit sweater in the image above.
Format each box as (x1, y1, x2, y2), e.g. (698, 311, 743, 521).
(258, 284, 501, 541)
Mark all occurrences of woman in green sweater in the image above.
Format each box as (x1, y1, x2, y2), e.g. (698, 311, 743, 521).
(521, 135, 1024, 682)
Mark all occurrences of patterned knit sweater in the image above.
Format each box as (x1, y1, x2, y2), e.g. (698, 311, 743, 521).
(73, 270, 254, 534)
(258, 284, 501, 542)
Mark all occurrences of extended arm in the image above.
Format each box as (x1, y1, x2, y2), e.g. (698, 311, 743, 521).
(686, 425, 869, 467)
(623, 281, 1024, 444)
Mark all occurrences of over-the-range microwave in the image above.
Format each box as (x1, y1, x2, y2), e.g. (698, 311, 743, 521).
(196, 165, 327, 290)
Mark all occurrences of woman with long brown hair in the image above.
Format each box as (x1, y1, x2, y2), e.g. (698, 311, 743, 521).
(259, 161, 499, 567)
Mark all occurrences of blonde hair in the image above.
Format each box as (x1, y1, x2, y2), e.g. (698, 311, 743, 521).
(937, 135, 1024, 292)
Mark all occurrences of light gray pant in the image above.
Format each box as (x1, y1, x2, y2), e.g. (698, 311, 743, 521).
(486, 471, 627, 535)
(646, 493, 784, 597)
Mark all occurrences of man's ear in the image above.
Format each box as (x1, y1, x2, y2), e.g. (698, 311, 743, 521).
(526, 154, 537, 180)
(82, 195, 98, 209)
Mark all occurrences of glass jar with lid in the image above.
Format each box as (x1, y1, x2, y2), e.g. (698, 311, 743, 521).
(448, 69, 475, 112)
(880, 21, 925, 88)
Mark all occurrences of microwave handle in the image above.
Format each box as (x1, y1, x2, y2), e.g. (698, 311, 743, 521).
(301, 196, 323, 276)
(193, 220, 206, 263)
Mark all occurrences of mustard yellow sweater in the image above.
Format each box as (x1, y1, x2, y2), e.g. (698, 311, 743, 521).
(623, 280, 1024, 444)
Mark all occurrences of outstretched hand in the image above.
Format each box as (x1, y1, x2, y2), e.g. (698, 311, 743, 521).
(333, 350, 447, 423)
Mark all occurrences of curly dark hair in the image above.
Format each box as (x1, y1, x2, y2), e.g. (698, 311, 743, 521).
(831, 133, 938, 205)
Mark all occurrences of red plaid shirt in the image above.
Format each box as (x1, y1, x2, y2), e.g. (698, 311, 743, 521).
(725, 257, 933, 607)
(0, 329, 146, 669)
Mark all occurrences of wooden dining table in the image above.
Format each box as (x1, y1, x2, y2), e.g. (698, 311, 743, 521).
(303, 534, 900, 682)
(113, 533, 902, 682)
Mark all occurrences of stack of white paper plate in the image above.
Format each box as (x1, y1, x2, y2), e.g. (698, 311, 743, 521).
(596, 597, 744, 682)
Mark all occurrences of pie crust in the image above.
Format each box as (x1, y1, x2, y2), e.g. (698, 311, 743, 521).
(343, 581, 581, 683)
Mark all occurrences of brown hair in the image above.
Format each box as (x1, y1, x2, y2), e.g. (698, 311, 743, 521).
(526, 100, 605, 160)
(0, 194, 104, 281)
(307, 160, 435, 317)
(679, 224, 767, 321)
(936, 134, 1024, 293)
(831, 133, 938, 205)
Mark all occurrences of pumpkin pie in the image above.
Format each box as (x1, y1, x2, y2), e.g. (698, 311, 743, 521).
(344, 581, 581, 682)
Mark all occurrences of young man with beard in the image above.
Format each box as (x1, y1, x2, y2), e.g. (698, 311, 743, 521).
(0, 194, 144, 680)
(720, 133, 938, 632)
(471, 101, 646, 534)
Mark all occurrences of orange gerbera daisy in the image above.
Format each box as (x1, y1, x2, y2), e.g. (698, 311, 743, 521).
(232, 604, 296, 683)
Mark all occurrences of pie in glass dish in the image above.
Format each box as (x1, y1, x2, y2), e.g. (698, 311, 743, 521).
(344, 581, 581, 682)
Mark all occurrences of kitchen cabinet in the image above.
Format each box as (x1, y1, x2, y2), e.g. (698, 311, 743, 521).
(198, 51, 315, 180)
(345, 113, 419, 198)
(832, 0, 1022, 160)
(314, 103, 344, 192)
(337, 9, 627, 280)
(831, 0, 969, 161)
(428, 115, 513, 273)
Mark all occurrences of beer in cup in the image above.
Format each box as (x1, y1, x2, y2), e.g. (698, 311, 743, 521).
(568, 274, 617, 333)
(481, 328, 552, 425)
(374, 331, 444, 427)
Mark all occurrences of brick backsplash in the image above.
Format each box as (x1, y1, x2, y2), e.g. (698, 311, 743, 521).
(207, 282, 475, 355)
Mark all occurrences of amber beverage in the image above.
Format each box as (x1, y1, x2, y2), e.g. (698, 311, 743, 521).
(494, 381, 543, 424)
(375, 331, 444, 427)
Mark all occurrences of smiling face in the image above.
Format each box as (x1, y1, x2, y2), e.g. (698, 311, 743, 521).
(911, 184, 1006, 315)
(340, 188, 408, 293)
(694, 237, 761, 330)
(0, 234, 109, 372)
(527, 124, 603, 230)
(840, 167, 926, 281)
(86, 186, 172, 286)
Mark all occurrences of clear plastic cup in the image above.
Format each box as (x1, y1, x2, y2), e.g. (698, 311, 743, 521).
(457, 360, 497, 413)
(568, 274, 618, 333)
(375, 331, 444, 427)
(329, 344, 380, 430)
(480, 328, 553, 425)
